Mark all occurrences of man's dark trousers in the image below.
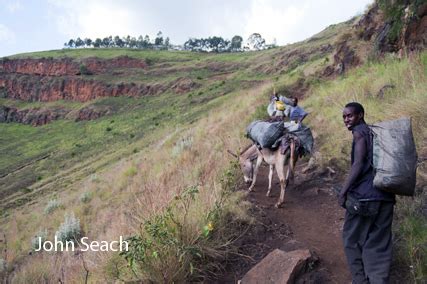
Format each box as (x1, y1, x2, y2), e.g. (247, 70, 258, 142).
(343, 201, 394, 284)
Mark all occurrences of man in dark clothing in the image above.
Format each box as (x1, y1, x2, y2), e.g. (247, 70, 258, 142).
(339, 102, 395, 284)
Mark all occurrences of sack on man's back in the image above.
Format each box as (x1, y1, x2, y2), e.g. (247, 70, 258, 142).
(246, 120, 284, 148)
(370, 117, 417, 196)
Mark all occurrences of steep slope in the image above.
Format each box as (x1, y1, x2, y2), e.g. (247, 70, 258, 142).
(0, 20, 351, 213)
(1, 1, 426, 282)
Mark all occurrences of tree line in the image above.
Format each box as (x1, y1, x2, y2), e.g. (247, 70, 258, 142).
(63, 31, 276, 52)
(64, 32, 170, 50)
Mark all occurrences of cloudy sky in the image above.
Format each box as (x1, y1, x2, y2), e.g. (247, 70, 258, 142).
(0, 0, 373, 57)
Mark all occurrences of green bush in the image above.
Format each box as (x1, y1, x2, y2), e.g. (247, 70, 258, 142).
(55, 213, 81, 242)
(44, 199, 62, 214)
(79, 192, 92, 203)
(31, 229, 48, 251)
(120, 172, 242, 283)
(79, 64, 92, 75)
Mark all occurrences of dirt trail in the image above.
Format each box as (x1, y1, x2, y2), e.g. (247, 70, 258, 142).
(250, 163, 350, 283)
(221, 162, 352, 283)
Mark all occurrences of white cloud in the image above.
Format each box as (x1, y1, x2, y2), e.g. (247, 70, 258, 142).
(0, 24, 15, 43)
(244, 0, 307, 45)
(47, 0, 141, 39)
(44, 0, 373, 45)
(5, 0, 22, 13)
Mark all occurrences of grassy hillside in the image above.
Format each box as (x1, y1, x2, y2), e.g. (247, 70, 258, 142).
(1, 14, 426, 282)
(0, 20, 350, 213)
(0, 20, 352, 281)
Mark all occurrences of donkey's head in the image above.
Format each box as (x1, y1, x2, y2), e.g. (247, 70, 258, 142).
(240, 156, 254, 184)
(228, 145, 258, 184)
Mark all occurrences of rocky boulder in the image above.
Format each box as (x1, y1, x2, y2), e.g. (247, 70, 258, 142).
(74, 105, 113, 121)
(171, 77, 199, 94)
(0, 105, 69, 126)
(240, 249, 314, 284)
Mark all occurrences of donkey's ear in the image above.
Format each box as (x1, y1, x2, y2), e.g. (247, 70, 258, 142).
(227, 149, 238, 158)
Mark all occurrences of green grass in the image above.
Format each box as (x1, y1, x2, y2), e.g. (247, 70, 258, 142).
(0, 19, 344, 202)
(6, 48, 206, 61)
(2, 16, 402, 282)
(0, 64, 268, 212)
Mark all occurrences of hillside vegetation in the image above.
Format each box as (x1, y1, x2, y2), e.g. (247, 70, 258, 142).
(1, 2, 426, 282)
(0, 19, 350, 212)
(0, 19, 350, 282)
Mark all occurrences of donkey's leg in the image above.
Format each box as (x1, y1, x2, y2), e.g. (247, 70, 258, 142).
(266, 164, 274, 197)
(248, 156, 262, 192)
(275, 156, 289, 208)
(288, 139, 296, 182)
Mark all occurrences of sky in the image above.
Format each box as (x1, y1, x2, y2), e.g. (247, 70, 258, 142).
(0, 0, 373, 57)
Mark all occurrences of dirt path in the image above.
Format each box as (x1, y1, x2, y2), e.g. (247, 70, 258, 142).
(220, 162, 352, 283)
(250, 163, 350, 283)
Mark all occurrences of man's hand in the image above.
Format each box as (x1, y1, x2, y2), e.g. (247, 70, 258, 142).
(338, 192, 347, 209)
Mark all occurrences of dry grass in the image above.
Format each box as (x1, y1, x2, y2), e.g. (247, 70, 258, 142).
(303, 52, 427, 168)
(4, 82, 270, 282)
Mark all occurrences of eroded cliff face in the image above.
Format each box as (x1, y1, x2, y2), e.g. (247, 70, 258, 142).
(0, 105, 69, 126)
(0, 74, 168, 102)
(322, 2, 427, 77)
(0, 55, 200, 103)
(0, 55, 202, 125)
(0, 56, 147, 76)
(355, 2, 427, 53)
(0, 56, 153, 104)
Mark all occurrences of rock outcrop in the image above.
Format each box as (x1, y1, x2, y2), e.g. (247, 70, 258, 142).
(170, 77, 200, 94)
(0, 55, 203, 126)
(0, 56, 147, 76)
(0, 105, 69, 126)
(355, 2, 427, 53)
(240, 249, 314, 284)
(0, 74, 168, 102)
(74, 105, 113, 121)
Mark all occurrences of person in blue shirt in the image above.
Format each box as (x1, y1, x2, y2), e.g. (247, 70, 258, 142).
(286, 97, 308, 124)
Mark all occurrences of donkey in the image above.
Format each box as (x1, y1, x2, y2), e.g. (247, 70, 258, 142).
(230, 140, 298, 208)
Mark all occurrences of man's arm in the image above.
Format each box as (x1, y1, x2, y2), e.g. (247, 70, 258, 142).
(279, 95, 293, 105)
(298, 113, 308, 124)
(338, 131, 367, 207)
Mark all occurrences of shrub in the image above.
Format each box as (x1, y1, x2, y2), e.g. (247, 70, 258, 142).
(79, 64, 92, 75)
(79, 192, 92, 203)
(172, 137, 193, 157)
(124, 166, 137, 177)
(120, 187, 209, 282)
(120, 159, 244, 283)
(55, 213, 81, 242)
(31, 229, 48, 251)
(0, 258, 6, 273)
(145, 58, 153, 66)
(0, 87, 7, 98)
(44, 199, 62, 214)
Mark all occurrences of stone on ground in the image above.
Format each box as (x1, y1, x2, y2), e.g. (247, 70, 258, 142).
(240, 249, 313, 284)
